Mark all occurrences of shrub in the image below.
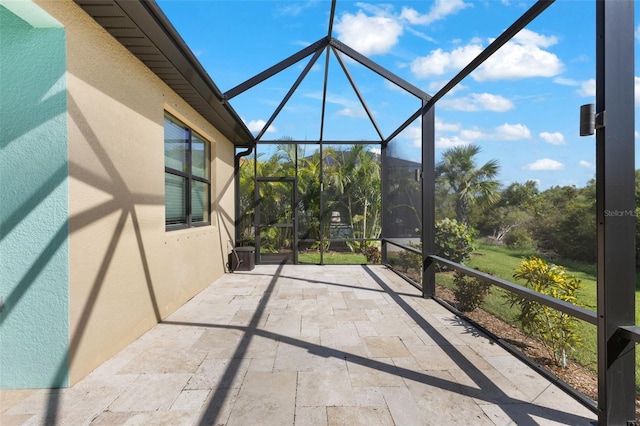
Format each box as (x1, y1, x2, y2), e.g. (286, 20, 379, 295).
(362, 242, 382, 264)
(452, 271, 491, 312)
(434, 218, 475, 269)
(504, 228, 535, 250)
(396, 244, 422, 273)
(507, 257, 583, 368)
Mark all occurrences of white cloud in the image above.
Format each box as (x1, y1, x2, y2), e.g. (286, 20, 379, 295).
(523, 158, 564, 171)
(396, 123, 422, 148)
(436, 136, 470, 149)
(435, 117, 461, 132)
(400, 0, 470, 25)
(459, 128, 484, 140)
(411, 44, 482, 78)
(579, 160, 594, 168)
(410, 29, 563, 81)
(636, 76, 640, 105)
(307, 91, 369, 118)
(474, 30, 563, 81)
(539, 131, 565, 145)
(404, 27, 436, 43)
(245, 119, 276, 133)
(335, 10, 403, 55)
(427, 80, 467, 94)
(440, 123, 531, 143)
(336, 108, 367, 118)
(554, 77, 579, 86)
(578, 79, 595, 97)
(439, 93, 514, 112)
(276, 1, 318, 17)
(512, 29, 558, 48)
(494, 123, 531, 140)
(636, 24, 640, 43)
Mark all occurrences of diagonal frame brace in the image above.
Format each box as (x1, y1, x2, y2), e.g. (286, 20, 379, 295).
(329, 38, 430, 101)
(224, 37, 329, 101)
(256, 48, 325, 141)
(331, 47, 384, 142)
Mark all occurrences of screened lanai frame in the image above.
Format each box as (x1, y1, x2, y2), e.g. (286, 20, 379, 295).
(228, 0, 637, 423)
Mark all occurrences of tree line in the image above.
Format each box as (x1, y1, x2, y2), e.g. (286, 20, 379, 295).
(437, 143, 604, 265)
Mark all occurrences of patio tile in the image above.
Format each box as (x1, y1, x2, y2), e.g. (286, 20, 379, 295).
(327, 406, 394, 426)
(363, 336, 411, 358)
(346, 357, 406, 387)
(91, 410, 199, 425)
(0, 414, 34, 425)
(381, 386, 425, 425)
(320, 321, 362, 347)
(186, 357, 249, 390)
(297, 371, 356, 407)
(108, 373, 192, 412)
(0, 265, 597, 425)
(353, 386, 386, 407)
(226, 371, 296, 425)
(170, 389, 210, 411)
(119, 346, 207, 374)
(0, 390, 37, 415)
(530, 384, 598, 422)
(403, 370, 495, 425)
(452, 365, 530, 405)
(294, 406, 328, 425)
(274, 340, 347, 372)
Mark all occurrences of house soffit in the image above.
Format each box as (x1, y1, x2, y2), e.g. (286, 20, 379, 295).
(74, 0, 255, 146)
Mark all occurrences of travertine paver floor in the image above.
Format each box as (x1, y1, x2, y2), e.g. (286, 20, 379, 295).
(1, 264, 597, 425)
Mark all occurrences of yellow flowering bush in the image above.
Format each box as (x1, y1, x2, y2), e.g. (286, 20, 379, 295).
(508, 257, 583, 368)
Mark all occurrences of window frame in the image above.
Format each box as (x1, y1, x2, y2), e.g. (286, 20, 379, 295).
(164, 112, 212, 231)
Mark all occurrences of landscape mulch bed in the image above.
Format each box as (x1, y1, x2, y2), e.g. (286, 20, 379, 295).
(436, 286, 640, 420)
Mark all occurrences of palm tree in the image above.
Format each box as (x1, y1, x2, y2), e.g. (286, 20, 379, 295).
(436, 144, 500, 225)
(324, 145, 381, 240)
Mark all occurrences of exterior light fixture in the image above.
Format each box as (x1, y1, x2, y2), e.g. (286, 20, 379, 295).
(579, 103, 605, 136)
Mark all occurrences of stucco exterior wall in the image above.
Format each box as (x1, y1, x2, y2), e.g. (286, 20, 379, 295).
(0, 3, 69, 389)
(36, 0, 236, 385)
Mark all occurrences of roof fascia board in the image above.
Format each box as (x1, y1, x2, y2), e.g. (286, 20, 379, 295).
(113, 0, 254, 144)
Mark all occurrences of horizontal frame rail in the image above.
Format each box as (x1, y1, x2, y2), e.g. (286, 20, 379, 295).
(382, 240, 597, 325)
(428, 254, 597, 325)
(617, 325, 640, 344)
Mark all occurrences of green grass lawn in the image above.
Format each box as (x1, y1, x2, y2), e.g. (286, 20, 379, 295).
(441, 240, 639, 392)
(297, 251, 368, 264)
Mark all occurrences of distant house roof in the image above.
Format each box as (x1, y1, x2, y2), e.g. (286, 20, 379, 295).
(74, 0, 255, 146)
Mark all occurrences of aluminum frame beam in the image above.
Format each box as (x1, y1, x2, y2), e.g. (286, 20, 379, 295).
(421, 102, 435, 298)
(426, 0, 554, 108)
(256, 48, 324, 141)
(329, 38, 429, 101)
(331, 47, 384, 141)
(387, 0, 554, 146)
(224, 38, 329, 101)
(595, 0, 636, 423)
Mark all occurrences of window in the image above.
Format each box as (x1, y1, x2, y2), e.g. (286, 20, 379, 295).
(164, 113, 211, 229)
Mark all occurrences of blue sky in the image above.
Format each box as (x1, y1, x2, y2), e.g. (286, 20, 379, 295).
(156, 0, 639, 190)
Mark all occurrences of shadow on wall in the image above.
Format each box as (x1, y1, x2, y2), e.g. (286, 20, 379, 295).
(0, 5, 70, 390)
